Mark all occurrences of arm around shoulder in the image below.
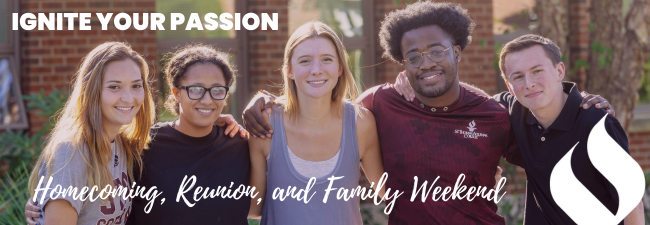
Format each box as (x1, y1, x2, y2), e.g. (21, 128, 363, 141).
(356, 107, 385, 197)
(247, 132, 272, 219)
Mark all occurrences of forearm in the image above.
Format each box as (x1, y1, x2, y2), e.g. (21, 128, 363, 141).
(624, 202, 644, 225)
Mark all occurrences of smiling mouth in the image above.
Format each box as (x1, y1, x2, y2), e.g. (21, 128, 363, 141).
(526, 91, 542, 98)
(422, 74, 440, 80)
(419, 71, 444, 80)
(115, 106, 134, 112)
(196, 108, 215, 114)
(307, 80, 326, 84)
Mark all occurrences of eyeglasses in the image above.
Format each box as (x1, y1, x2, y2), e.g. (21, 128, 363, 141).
(179, 85, 229, 100)
(404, 45, 454, 68)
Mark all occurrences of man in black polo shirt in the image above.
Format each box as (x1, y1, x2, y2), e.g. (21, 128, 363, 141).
(494, 34, 644, 224)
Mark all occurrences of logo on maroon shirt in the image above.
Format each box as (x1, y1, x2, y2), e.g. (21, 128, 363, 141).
(454, 120, 488, 139)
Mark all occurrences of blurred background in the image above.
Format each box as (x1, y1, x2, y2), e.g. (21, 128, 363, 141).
(1, 0, 649, 224)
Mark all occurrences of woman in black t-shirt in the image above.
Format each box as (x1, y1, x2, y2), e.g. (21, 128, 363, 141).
(124, 45, 252, 224)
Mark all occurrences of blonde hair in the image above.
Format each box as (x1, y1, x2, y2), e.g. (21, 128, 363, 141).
(28, 42, 155, 197)
(276, 21, 360, 119)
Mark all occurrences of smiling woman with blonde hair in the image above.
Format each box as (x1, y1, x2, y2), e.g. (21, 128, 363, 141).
(247, 21, 385, 225)
(27, 41, 155, 225)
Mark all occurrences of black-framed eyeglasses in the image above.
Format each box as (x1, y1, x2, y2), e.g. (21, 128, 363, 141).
(403, 45, 454, 68)
(179, 85, 230, 100)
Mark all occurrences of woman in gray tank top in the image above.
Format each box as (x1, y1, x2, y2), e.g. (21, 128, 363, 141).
(248, 22, 385, 225)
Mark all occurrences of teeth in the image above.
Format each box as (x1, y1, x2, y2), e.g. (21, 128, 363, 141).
(116, 107, 131, 111)
(423, 74, 440, 80)
(308, 81, 325, 84)
(198, 109, 212, 113)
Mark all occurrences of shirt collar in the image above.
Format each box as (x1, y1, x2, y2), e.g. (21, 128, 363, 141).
(413, 85, 466, 113)
(525, 82, 581, 131)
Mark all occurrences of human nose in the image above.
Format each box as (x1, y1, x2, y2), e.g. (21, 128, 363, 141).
(311, 61, 323, 76)
(121, 88, 134, 103)
(199, 89, 213, 103)
(420, 52, 438, 70)
(524, 74, 536, 89)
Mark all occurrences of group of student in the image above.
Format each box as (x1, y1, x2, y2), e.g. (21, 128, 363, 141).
(23, 1, 642, 225)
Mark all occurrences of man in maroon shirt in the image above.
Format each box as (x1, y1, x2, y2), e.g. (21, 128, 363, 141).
(358, 2, 522, 224)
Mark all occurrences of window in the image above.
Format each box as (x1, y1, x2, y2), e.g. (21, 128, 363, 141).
(156, 0, 249, 122)
(0, 0, 29, 130)
(289, 0, 376, 89)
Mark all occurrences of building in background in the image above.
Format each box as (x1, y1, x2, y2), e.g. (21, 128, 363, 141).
(1, 0, 649, 215)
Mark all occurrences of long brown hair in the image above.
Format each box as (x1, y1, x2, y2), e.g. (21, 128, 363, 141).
(276, 21, 360, 119)
(28, 42, 155, 196)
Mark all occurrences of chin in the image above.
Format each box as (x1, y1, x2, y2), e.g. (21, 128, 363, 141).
(115, 117, 135, 126)
(301, 89, 332, 99)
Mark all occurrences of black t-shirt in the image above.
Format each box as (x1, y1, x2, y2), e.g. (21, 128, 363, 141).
(494, 82, 629, 225)
(126, 121, 250, 224)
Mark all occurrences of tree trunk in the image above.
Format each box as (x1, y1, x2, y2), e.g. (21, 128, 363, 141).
(586, 0, 650, 130)
(535, 0, 569, 65)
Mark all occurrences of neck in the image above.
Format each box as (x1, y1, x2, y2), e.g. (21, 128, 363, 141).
(103, 124, 120, 143)
(174, 119, 213, 137)
(531, 87, 569, 129)
(415, 79, 461, 107)
(295, 92, 337, 126)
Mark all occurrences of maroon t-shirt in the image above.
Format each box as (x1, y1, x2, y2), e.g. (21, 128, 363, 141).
(359, 84, 524, 225)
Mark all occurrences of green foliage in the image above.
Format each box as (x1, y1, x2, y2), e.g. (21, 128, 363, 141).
(0, 88, 68, 173)
(0, 163, 32, 225)
(497, 159, 526, 225)
(494, 41, 504, 69)
(590, 42, 613, 69)
(567, 59, 590, 78)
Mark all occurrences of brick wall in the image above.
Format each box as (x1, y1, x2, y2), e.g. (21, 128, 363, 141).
(630, 131, 650, 170)
(245, 0, 498, 96)
(375, 0, 498, 95)
(567, 0, 590, 91)
(247, 0, 289, 96)
(20, 0, 158, 133)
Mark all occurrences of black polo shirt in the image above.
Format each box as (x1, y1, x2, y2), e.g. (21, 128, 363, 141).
(494, 82, 629, 225)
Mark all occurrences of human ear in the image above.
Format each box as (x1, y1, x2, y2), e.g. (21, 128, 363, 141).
(172, 87, 180, 102)
(556, 62, 566, 82)
(506, 81, 515, 97)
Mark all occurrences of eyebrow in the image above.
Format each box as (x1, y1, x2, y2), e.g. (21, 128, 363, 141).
(106, 79, 143, 83)
(189, 82, 224, 86)
(508, 64, 544, 77)
(296, 53, 336, 59)
(405, 43, 444, 56)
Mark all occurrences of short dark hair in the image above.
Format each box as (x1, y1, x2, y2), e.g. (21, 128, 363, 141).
(163, 44, 236, 115)
(499, 34, 562, 80)
(379, 2, 475, 63)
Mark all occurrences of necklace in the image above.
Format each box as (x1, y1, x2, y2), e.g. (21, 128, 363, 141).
(299, 110, 330, 122)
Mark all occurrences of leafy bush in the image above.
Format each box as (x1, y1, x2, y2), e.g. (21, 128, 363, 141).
(0, 163, 31, 225)
(0, 88, 68, 173)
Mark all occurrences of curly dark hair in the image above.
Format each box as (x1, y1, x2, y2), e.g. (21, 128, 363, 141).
(379, 2, 475, 63)
(163, 44, 236, 115)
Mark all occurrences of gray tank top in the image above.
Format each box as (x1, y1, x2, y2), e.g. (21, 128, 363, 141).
(261, 102, 362, 225)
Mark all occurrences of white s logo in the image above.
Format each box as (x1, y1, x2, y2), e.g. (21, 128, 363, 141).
(550, 115, 644, 224)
